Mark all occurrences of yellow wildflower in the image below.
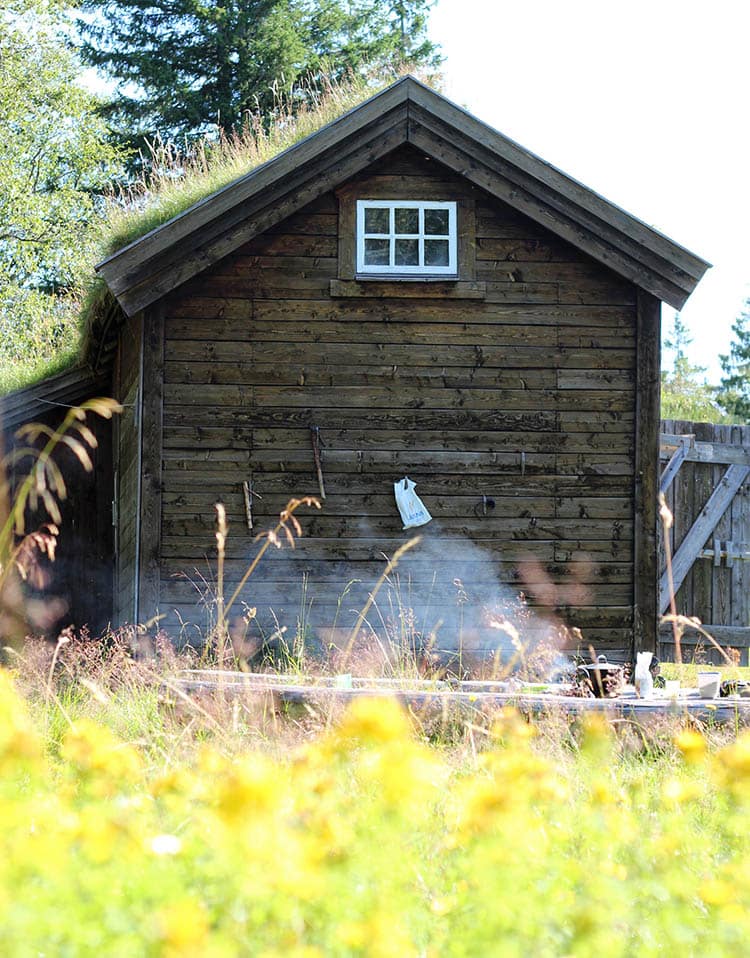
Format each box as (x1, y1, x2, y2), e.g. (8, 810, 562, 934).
(661, 776, 703, 805)
(674, 728, 707, 764)
(717, 732, 750, 776)
(0, 670, 43, 775)
(699, 878, 734, 907)
(336, 696, 413, 745)
(337, 912, 417, 958)
(356, 740, 445, 813)
(213, 753, 283, 823)
(157, 898, 210, 957)
(490, 707, 536, 746)
(61, 719, 142, 791)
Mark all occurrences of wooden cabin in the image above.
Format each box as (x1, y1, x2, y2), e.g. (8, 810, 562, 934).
(0, 77, 710, 661)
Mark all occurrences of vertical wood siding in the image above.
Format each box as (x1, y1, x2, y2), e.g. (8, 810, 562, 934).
(114, 312, 142, 623)
(660, 420, 750, 635)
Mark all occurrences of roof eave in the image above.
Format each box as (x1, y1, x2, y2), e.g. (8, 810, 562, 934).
(97, 75, 710, 316)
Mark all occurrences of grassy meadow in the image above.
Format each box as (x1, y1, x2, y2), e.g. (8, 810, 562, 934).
(2, 633, 750, 956)
(2, 424, 749, 953)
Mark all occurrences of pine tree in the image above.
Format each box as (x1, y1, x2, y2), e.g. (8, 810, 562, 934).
(77, 0, 442, 153)
(660, 314, 723, 423)
(715, 300, 750, 422)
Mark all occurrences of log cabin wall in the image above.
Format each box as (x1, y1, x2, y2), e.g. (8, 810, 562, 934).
(152, 145, 640, 657)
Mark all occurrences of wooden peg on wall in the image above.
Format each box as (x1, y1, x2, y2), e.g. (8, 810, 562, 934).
(310, 426, 326, 500)
(242, 478, 254, 531)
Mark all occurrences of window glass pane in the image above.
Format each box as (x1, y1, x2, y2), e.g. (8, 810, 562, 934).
(395, 238, 419, 266)
(424, 208, 449, 235)
(364, 207, 389, 234)
(394, 207, 419, 234)
(364, 238, 390, 266)
(424, 239, 449, 267)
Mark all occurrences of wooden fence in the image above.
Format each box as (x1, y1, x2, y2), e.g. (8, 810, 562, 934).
(659, 419, 750, 664)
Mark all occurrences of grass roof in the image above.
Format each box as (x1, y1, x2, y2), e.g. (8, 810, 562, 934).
(1, 72, 384, 397)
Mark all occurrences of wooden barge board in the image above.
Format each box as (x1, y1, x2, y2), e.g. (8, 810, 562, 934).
(175, 678, 750, 723)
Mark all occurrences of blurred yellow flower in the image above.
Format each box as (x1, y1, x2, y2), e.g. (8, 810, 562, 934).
(213, 753, 283, 823)
(699, 878, 734, 907)
(717, 733, 750, 777)
(337, 911, 417, 958)
(157, 898, 209, 957)
(675, 729, 707, 764)
(662, 776, 702, 805)
(0, 670, 43, 774)
(336, 696, 413, 745)
(61, 719, 143, 790)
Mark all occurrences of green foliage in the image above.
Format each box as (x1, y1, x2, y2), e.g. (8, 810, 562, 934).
(715, 300, 750, 423)
(3, 669, 750, 955)
(0, 71, 381, 395)
(661, 314, 725, 423)
(102, 73, 380, 255)
(0, 0, 121, 394)
(78, 0, 442, 153)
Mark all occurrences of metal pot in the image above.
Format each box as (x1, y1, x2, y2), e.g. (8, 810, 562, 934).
(575, 655, 624, 698)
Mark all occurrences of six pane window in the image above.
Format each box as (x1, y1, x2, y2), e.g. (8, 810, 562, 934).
(356, 200, 457, 275)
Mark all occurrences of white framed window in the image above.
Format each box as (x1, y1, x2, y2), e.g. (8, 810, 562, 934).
(356, 200, 457, 276)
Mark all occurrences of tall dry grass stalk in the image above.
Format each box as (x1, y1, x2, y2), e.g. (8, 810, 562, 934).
(339, 537, 422, 671)
(659, 492, 736, 667)
(0, 399, 120, 643)
(105, 72, 383, 255)
(204, 496, 322, 666)
(659, 492, 682, 664)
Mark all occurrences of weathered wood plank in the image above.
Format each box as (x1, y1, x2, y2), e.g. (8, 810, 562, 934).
(160, 471, 629, 498)
(162, 383, 634, 412)
(159, 447, 632, 475)
(659, 437, 690, 494)
(163, 361, 561, 389)
(137, 304, 165, 623)
(661, 432, 750, 466)
(632, 291, 659, 653)
(730, 426, 750, 628)
(672, 419, 695, 616)
(162, 493, 555, 521)
(659, 462, 750, 614)
(241, 428, 632, 455)
(165, 293, 637, 329)
(158, 577, 634, 608)
(329, 279, 487, 299)
(164, 347, 634, 380)
(690, 423, 714, 625)
(160, 535, 563, 562)
(162, 512, 633, 541)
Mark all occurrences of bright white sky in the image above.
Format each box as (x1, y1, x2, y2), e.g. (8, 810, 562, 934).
(429, 0, 750, 382)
